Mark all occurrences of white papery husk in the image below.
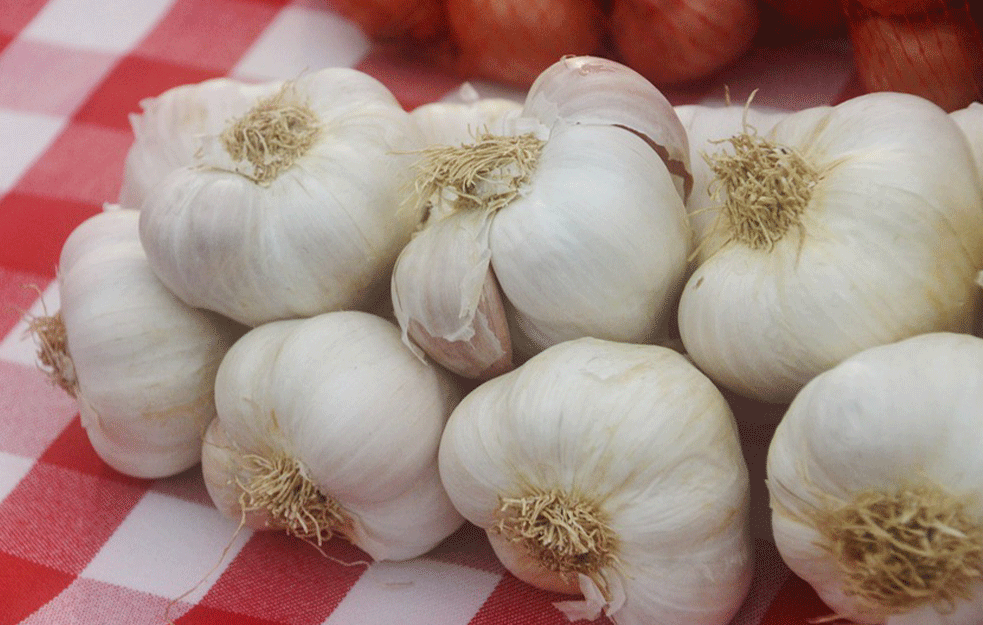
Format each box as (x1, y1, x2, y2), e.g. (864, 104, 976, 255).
(392, 56, 692, 378)
(139, 68, 423, 327)
(767, 332, 983, 625)
(678, 92, 983, 405)
(201, 311, 465, 561)
(118, 77, 280, 209)
(52, 208, 243, 478)
(438, 337, 753, 625)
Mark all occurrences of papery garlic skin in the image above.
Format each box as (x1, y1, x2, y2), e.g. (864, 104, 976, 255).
(139, 68, 423, 327)
(679, 92, 983, 404)
(767, 332, 983, 625)
(119, 78, 280, 209)
(438, 338, 752, 625)
(55, 208, 243, 479)
(202, 311, 465, 561)
(392, 56, 692, 377)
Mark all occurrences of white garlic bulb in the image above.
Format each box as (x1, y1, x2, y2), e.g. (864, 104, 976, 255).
(32, 208, 243, 478)
(438, 337, 753, 625)
(678, 92, 983, 404)
(201, 311, 465, 561)
(118, 77, 279, 209)
(951, 102, 983, 183)
(392, 56, 692, 379)
(139, 68, 424, 327)
(767, 332, 983, 625)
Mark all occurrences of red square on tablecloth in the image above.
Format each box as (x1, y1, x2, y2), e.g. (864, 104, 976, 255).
(136, 0, 287, 73)
(13, 121, 131, 206)
(0, 193, 99, 277)
(0, 461, 146, 572)
(0, 0, 48, 38)
(72, 55, 221, 131)
(0, 551, 76, 624)
(195, 531, 366, 623)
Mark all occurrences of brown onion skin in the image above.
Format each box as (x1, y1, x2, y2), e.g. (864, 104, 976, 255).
(444, 0, 607, 86)
(609, 0, 759, 85)
(848, 8, 983, 112)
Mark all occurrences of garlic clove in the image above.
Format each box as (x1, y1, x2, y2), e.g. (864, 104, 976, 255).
(522, 55, 692, 201)
(489, 121, 690, 356)
(392, 180, 513, 379)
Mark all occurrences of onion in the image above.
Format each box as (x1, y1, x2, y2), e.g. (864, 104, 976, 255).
(609, 0, 759, 85)
(847, 4, 983, 112)
(445, 0, 606, 86)
(327, 0, 448, 41)
(855, 0, 955, 16)
(757, 0, 845, 37)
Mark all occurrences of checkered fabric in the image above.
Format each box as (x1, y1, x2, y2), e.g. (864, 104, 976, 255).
(0, 1, 863, 623)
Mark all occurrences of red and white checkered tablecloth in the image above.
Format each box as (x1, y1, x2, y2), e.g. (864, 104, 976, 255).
(0, 1, 866, 623)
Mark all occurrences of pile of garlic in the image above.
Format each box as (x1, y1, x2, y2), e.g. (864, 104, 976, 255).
(27, 52, 983, 625)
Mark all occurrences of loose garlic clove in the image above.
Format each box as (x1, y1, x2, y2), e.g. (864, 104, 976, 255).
(767, 332, 983, 624)
(438, 338, 753, 625)
(202, 311, 465, 561)
(139, 68, 424, 327)
(33, 208, 244, 479)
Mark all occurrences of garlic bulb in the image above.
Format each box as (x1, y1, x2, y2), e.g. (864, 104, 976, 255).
(392, 56, 692, 379)
(31, 208, 243, 479)
(951, 102, 983, 183)
(119, 77, 280, 209)
(767, 332, 983, 625)
(678, 92, 983, 404)
(438, 337, 753, 625)
(674, 101, 787, 260)
(139, 68, 424, 327)
(201, 310, 465, 561)
(410, 85, 523, 147)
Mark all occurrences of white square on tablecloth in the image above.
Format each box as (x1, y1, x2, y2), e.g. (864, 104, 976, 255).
(0, 109, 65, 194)
(0, 451, 34, 502)
(232, 5, 370, 82)
(321, 558, 501, 625)
(0, 281, 59, 367)
(19, 0, 176, 54)
(81, 491, 253, 603)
